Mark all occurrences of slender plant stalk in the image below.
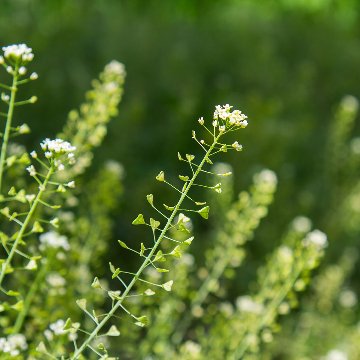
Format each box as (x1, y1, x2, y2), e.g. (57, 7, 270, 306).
(71, 133, 222, 359)
(13, 260, 48, 333)
(0, 166, 53, 288)
(0, 68, 19, 193)
(172, 256, 228, 344)
(231, 266, 301, 360)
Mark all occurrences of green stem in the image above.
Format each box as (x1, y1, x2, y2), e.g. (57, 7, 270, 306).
(71, 133, 222, 360)
(172, 256, 228, 344)
(12, 260, 48, 333)
(0, 166, 54, 288)
(231, 266, 302, 360)
(0, 68, 18, 193)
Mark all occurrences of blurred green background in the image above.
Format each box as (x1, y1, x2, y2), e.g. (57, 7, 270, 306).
(1, 0, 360, 282)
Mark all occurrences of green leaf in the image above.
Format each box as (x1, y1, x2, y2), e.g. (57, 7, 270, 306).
(183, 236, 194, 246)
(179, 175, 189, 181)
(118, 240, 129, 249)
(6, 290, 19, 297)
(91, 277, 101, 289)
(163, 203, 174, 211)
(177, 152, 183, 161)
(140, 243, 146, 257)
(150, 218, 160, 230)
(111, 268, 121, 279)
(135, 315, 149, 327)
(156, 171, 165, 182)
(144, 289, 155, 296)
(25, 259, 37, 270)
(109, 262, 116, 273)
(132, 214, 145, 225)
(76, 298, 87, 310)
(36, 342, 48, 353)
(197, 206, 210, 219)
(162, 280, 174, 292)
(8, 187, 16, 196)
(170, 245, 182, 258)
(146, 194, 154, 205)
(63, 318, 73, 330)
(32, 221, 44, 233)
(106, 325, 121, 337)
(11, 300, 23, 312)
(220, 144, 227, 152)
(153, 250, 165, 262)
(195, 201, 206, 206)
(108, 291, 121, 300)
(186, 154, 195, 162)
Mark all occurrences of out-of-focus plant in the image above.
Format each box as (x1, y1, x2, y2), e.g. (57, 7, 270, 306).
(0, 43, 126, 358)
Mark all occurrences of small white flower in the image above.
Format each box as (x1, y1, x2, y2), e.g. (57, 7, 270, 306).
(255, 169, 277, 185)
(105, 60, 126, 76)
(19, 124, 30, 134)
(49, 319, 66, 336)
(39, 231, 70, 251)
(303, 230, 328, 249)
(2, 44, 34, 63)
(339, 289, 357, 308)
(30, 72, 38, 80)
(231, 141, 243, 151)
(66, 181, 75, 188)
(30, 151, 37, 158)
(198, 117, 204, 125)
(18, 66, 27, 75)
(25, 194, 35, 202)
(325, 349, 348, 360)
(26, 165, 36, 176)
(236, 296, 264, 314)
(292, 216, 312, 233)
(0, 56, 4, 64)
(6, 66, 13, 74)
(46, 273, 66, 288)
(162, 280, 174, 292)
(1, 93, 10, 102)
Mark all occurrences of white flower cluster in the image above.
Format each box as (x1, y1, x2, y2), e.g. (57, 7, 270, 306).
(44, 319, 78, 342)
(105, 60, 126, 76)
(236, 295, 264, 314)
(302, 229, 328, 249)
(292, 216, 312, 233)
(255, 169, 278, 185)
(213, 104, 248, 127)
(324, 349, 348, 360)
(2, 44, 34, 63)
(0, 334, 27, 356)
(39, 231, 70, 251)
(31, 138, 76, 170)
(40, 138, 76, 158)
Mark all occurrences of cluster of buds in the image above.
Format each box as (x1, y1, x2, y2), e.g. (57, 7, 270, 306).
(213, 104, 248, 128)
(0, 43, 38, 80)
(31, 138, 76, 170)
(1, 44, 34, 63)
(198, 104, 248, 131)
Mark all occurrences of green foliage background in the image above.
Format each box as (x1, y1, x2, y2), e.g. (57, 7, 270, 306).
(1, 0, 360, 356)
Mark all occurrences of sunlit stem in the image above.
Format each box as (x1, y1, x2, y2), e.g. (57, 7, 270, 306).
(0, 67, 19, 193)
(0, 165, 54, 288)
(70, 132, 222, 360)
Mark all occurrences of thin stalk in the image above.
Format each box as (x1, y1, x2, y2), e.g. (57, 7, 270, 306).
(172, 256, 228, 344)
(231, 266, 302, 360)
(71, 133, 222, 360)
(12, 260, 48, 333)
(0, 68, 18, 193)
(0, 166, 54, 287)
